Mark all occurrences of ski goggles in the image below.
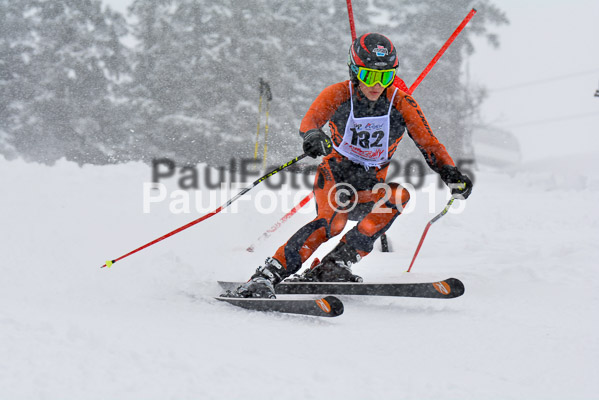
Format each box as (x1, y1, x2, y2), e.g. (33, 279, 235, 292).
(355, 66, 396, 88)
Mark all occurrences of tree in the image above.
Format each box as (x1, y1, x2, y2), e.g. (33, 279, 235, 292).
(1, 0, 508, 167)
(127, 0, 507, 166)
(0, 0, 130, 164)
(127, 0, 352, 166)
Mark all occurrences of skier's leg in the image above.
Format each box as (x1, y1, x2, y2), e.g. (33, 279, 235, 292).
(342, 182, 410, 257)
(271, 156, 348, 276)
(292, 183, 410, 282)
(225, 157, 351, 298)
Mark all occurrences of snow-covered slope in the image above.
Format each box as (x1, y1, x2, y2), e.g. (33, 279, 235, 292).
(1, 155, 598, 399)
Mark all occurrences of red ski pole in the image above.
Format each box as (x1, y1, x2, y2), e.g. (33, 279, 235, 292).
(406, 197, 457, 272)
(101, 153, 308, 268)
(406, 182, 469, 273)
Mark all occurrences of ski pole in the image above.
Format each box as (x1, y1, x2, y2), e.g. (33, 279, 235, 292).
(406, 188, 464, 273)
(102, 153, 308, 268)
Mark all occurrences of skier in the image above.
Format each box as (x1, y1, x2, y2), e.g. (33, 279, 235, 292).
(225, 33, 472, 298)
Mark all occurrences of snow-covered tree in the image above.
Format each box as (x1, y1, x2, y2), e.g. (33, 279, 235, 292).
(1, 0, 507, 166)
(0, 0, 130, 164)
(127, 0, 507, 166)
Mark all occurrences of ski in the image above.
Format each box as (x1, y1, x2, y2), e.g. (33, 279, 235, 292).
(215, 295, 344, 317)
(218, 278, 464, 299)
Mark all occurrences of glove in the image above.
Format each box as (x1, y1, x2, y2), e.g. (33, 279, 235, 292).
(440, 165, 473, 199)
(302, 129, 332, 158)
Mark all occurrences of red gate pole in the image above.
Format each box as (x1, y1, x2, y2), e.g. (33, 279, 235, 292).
(346, 0, 357, 41)
(409, 8, 477, 93)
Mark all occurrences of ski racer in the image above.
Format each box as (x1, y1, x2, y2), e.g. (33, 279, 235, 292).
(225, 33, 473, 298)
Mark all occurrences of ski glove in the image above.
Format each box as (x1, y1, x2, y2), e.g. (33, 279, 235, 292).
(303, 129, 332, 158)
(440, 165, 473, 199)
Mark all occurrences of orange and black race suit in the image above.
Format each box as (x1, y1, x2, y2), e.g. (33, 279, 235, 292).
(272, 80, 456, 274)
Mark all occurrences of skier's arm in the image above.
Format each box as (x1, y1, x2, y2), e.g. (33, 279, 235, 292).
(395, 92, 455, 173)
(395, 92, 472, 198)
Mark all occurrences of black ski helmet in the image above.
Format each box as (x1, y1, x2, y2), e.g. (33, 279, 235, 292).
(348, 33, 398, 82)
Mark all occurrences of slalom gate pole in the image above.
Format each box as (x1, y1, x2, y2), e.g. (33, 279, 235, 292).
(254, 79, 266, 160)
(246, 191, 314, 252)
(406, 196, 459, 272)
(261, 82, 272, 170)
(408, 8, 477, 93)
(254, 95, 262, 159)
(346, 0, 357, 41)
(245, 9, 478, 251)
(101, 153, 308, 268)
(262, 100, 270, 170)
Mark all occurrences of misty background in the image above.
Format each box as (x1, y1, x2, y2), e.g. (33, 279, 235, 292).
(1, 0, 508, 169)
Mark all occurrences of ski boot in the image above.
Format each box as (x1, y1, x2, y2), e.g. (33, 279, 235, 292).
(222, 257, 285, 299)
(289, 242, 363, 283)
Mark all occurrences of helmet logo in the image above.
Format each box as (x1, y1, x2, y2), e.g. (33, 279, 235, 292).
(374, 45, 388, 57)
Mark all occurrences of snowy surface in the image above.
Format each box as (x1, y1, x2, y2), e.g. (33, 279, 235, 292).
(1, 154, 598, 399)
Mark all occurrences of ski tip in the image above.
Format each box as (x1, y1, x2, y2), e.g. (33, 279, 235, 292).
(446, 278, 465, 297)
(320, 296, 344, 316)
